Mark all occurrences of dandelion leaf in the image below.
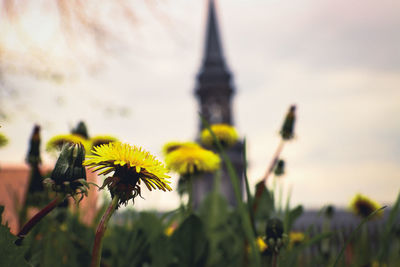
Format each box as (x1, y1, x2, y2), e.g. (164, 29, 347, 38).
(0, 206, 31, 267)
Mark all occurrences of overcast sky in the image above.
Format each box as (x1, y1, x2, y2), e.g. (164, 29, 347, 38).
(0, 0, 399, 210)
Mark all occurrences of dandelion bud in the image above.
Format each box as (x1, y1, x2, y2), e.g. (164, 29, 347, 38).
(265, 218, 284, 240)
(71, 121, 89, 139)
(52, 143, 86, 185)
(325, 205, 335, 218)
(280, 105, 296, 140)
(274, 159, 285, 176)
(26, 125, 41, 165)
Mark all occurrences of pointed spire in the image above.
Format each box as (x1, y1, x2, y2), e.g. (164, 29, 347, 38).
(203, 0, 226, 69)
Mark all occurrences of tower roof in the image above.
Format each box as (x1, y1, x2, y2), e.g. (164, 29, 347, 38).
(199, 0, 230, 75)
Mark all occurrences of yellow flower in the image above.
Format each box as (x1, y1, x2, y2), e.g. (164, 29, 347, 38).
(165, 146, 221, 176)
(90, 135, 118, 148)
(372, 261, 387, 267)
(0, 133, 8, 148)
(46, 134, 89, 152)
(164, 223, 178, 237)
(289, 231, 305, 247)
(350, 194, 383, 219)
(201, 123, 239, 148)
(84, 142, 171, 205)
(257, 237, 268, 252)
(162, 141, 200, 156)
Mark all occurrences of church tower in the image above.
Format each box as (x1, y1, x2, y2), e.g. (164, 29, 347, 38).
(193, 0, 243, 207)
(195, 0, 234, 128)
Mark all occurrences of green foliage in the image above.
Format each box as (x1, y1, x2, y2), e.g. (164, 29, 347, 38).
(170, 214, 209, 267)
(0, 206, 31, 267)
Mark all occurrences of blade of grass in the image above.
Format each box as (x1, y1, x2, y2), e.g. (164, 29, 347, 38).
(331, 206, 387, 267)
(200, 115, 261, 267)
(377, 191, 400, 262)
(243, 138, 257, 233)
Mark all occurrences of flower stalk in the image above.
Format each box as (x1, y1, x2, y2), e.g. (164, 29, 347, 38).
(16, 195, 64, 245)
(90, 195, 120, 267)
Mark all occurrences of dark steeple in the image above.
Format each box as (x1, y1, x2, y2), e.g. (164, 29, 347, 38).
(202, 0, 227, 71)
(196, 0, 235, 128)
(193, 0, 243, 208)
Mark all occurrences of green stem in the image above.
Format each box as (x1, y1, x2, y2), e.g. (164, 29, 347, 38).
(15, 195, 63, 245)
(90, 195, 119, 267)
(187, 175, 194, 214)
(201, 115, 261, 266)
(272, 251, 279, 267)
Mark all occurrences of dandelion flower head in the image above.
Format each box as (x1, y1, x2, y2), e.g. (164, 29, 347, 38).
(90, 135, 118, 148)
(165, 145, 221, 176)
(201, 123, 239, 148)
(350, 193, 382, 219)
(84, 142, 171, 205)
(46, 134, 89, 152)
(162, 141, 200, 156)
(289, 231, 305, 247)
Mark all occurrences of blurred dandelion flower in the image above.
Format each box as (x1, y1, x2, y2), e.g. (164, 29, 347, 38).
(200, 123, 239, 148)
(84, 142, 171, 206)
(0, 133, 8, 148)
(164, 224, 177, 237)
(46, 134, 89, 152)
(257, 237, 268, 252)
(289, 231, 305, 247)
(162, 141, 200, 156)
(350, 194, 383, 219)
(165, 146, 221, 176)
(90, 135, 118, 148)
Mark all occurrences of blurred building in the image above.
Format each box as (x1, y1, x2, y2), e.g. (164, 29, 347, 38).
(0, 163, 99, 234)
(193, 0, 244, 207)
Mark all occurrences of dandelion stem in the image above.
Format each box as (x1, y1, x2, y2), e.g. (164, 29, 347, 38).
(253, 139, 285, 212)
(15, 195, 64, 245)
(91, 195, 119, 267)
(272, 251, 279, 267)
(187, 175, 194, 214)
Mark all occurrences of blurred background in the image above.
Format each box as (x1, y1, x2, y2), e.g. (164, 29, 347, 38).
(0, 0, 399, 211)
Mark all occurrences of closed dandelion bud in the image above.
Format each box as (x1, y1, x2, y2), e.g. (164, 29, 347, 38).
(47, 143, 89, 199)
(52, 143, 86, 185)
(274, 159, 285, 176)
(325, 205, 335, 218)
(268, 238, 275, 247)
(276, 238, 283, 248)
(71, 121, 89, 139)
(26, 125, 41, 165)
(265, 218, 284, 239)
(280, 105, 296, 140)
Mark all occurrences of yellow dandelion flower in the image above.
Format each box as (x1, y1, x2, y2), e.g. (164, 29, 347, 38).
(84, 142, 171, 205)
(372, 261, 387, 267)
(201, 123, 239, 148)
(162, 141, 200, 156)
(164, 223, 178, 237)
(289, 231, 305, 247)
(257, 237, 268, 252)
(350, 194, 383, 219)
(165, 146, 221, 176)
(46, 134, 89, 152)
(0, 133, 8, 148)
(247, 237, 268, 254)
(90, 135, 118, 148)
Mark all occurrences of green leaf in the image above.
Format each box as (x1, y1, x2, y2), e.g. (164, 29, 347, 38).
(0, 206, 31, 267)
(170, 214, 209, 267)
(284, 205, 303, 233)
(254, 184, 275, 221)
